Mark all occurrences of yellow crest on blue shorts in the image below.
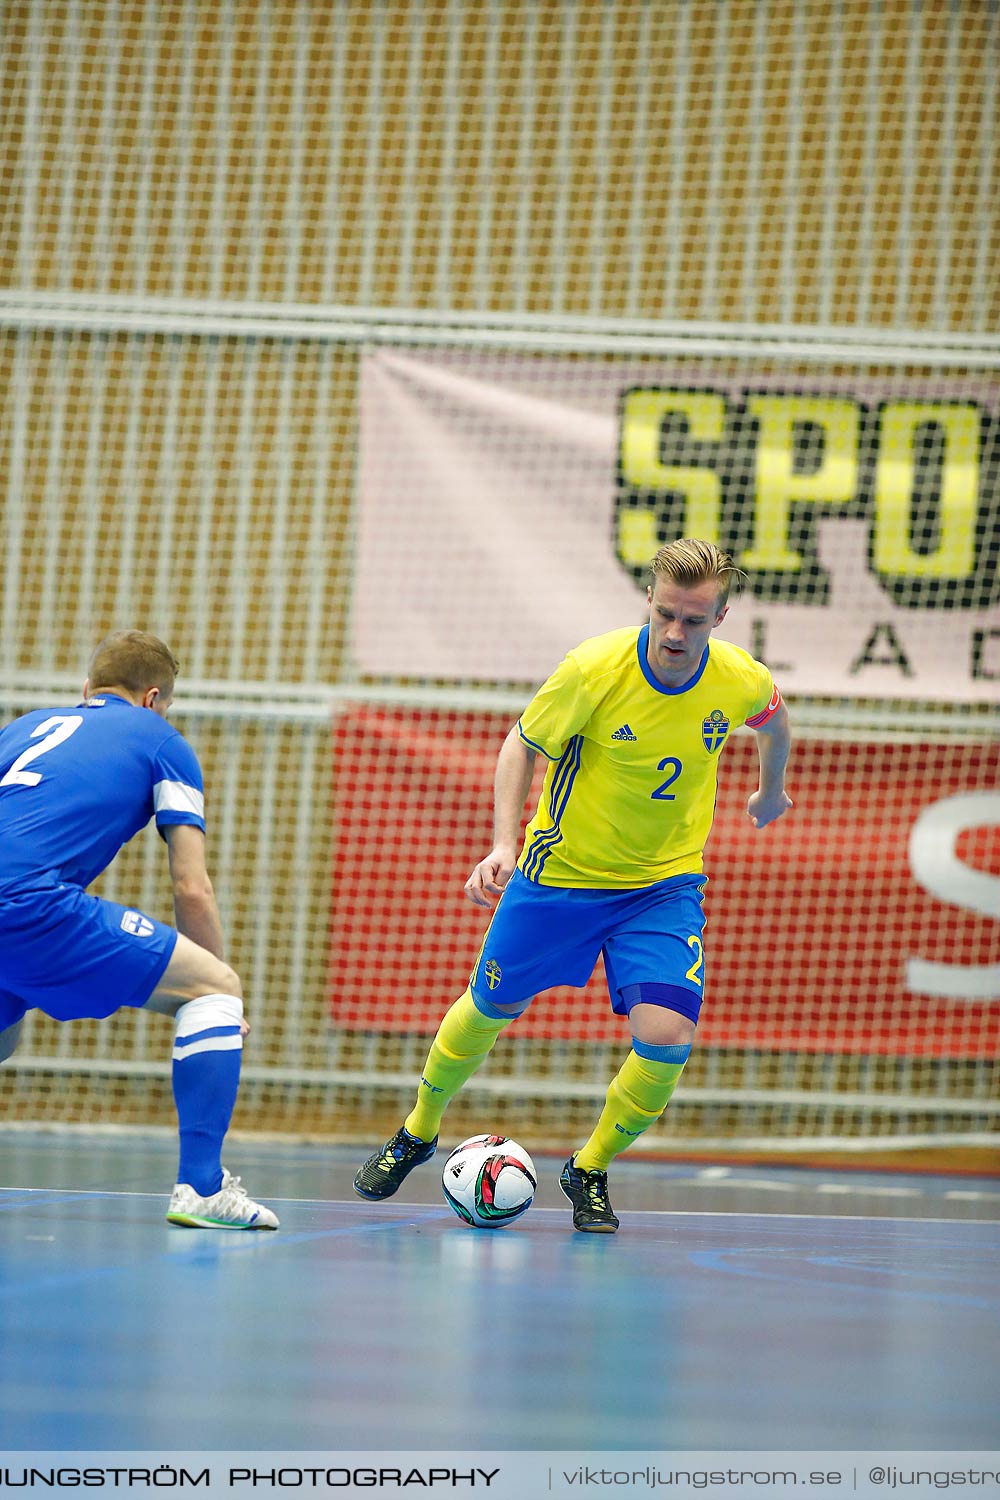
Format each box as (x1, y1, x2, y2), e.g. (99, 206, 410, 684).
(484, 958, 502, 990)
(701, 709, 730, 752)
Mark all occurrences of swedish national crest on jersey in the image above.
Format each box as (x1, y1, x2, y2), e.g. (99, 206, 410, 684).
(701, 709, 730, 752)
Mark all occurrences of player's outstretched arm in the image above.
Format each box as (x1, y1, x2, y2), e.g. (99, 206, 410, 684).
(162, 824, 250, 1035)
(164, 823, 226, 959)
(747, 703, 793, 830)
(464, 726, 537, 908)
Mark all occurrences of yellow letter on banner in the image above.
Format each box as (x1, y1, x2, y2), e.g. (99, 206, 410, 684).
(619, 391, 726, 569)
(873, 403, 979, 578)
(741, 397, 860, 571)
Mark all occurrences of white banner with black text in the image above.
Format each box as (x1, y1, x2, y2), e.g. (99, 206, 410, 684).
(353, 348, 1000, 702)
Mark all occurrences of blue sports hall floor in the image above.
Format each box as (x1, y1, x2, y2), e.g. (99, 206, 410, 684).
(1, 1130, 998, 1455)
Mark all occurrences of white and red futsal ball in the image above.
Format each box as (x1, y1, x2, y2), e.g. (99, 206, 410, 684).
(442, 1133, 537, 1228)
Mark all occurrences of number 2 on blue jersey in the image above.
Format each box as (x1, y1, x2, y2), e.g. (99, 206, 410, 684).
(651, 756, 682, 800)
(0, 715, 83, 788)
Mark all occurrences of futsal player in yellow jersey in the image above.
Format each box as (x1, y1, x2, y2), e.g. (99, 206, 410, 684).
(355, 539, 793, 1231)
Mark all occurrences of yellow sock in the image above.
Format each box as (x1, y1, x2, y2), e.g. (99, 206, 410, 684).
(574, 1046, 690, 1172)
(404, 987, 512, 1141)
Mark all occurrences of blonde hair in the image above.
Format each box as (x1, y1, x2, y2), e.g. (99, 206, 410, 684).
(649, 538, 745, 609)
(88, 631, 179, 696)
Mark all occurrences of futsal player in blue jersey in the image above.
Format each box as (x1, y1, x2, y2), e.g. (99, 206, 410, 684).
(0, 631, 278, 1230)
(355, 539, 793, 1231)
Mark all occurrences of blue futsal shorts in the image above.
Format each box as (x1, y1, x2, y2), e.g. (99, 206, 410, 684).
(0, 875, 177, 1033)
(468, 868, 708, 1023)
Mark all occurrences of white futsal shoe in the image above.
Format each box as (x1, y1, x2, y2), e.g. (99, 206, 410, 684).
(167, 1168, 279, 1230)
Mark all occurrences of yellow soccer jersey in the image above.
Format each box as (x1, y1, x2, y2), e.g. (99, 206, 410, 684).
(516, 625, 780, 888)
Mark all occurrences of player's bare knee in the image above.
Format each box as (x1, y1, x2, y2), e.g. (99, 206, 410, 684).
(629, 1002, 696, 1050)
(205, 961, 242, 1001)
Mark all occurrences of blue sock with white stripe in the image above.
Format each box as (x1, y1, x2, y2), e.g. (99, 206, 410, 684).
(172, 994, 244, 1197)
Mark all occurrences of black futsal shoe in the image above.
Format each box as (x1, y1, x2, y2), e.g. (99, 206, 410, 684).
(559, 1156, 620, 1233)
(353, 1126, 438, 1200)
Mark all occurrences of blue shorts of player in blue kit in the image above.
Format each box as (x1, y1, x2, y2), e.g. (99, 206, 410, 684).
(0, 874, 178, 1033)
(468, 867, 708, 1022)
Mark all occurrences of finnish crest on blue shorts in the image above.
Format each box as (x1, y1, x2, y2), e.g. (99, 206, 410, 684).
(701, 709, 730, 752)
(120, 910, 155, 938)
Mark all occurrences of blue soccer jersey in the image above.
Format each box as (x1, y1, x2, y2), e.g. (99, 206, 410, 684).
(0, 693, 206, 889)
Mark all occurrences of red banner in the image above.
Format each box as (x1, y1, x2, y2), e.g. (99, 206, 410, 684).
(329, 706, 999, 1059)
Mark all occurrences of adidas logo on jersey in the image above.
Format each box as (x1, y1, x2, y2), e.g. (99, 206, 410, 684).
(611, 724, 637, 741)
